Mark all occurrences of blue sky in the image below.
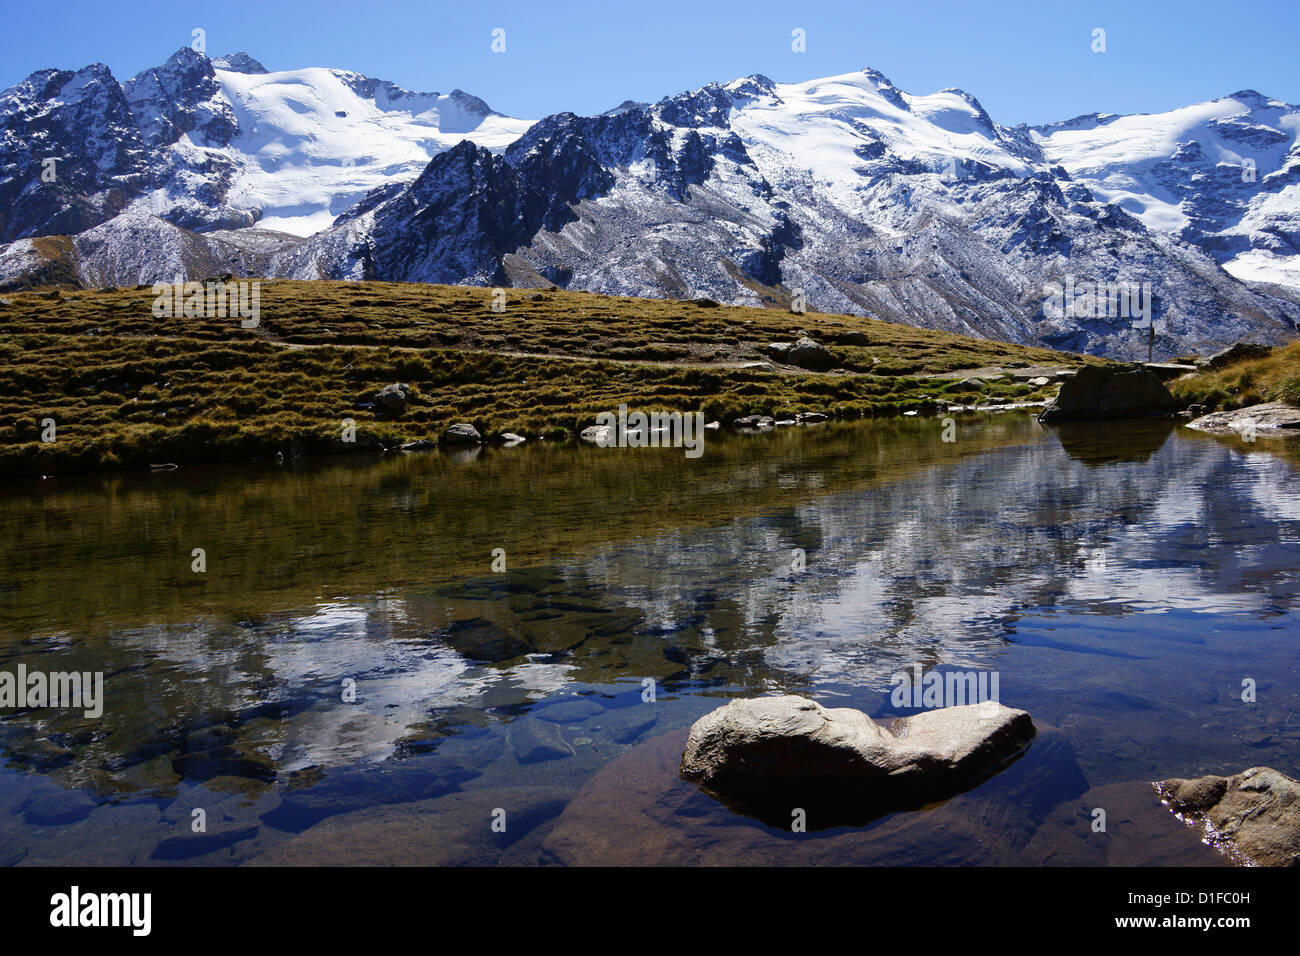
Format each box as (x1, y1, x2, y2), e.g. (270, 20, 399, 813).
(1, 0, 1296, 125)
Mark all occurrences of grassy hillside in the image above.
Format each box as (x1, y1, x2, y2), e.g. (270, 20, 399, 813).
(0, 278, 1096, 478)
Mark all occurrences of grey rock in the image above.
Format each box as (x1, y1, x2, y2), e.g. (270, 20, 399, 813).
(375, 383, 411, 413)
(768, 336, 838, 371)
(679, 695, 1034, 824)
(1039, 364, 1179, 421)
(1185, 401, 1300, 434)
(795, 411, 829, 424)
(441, 422, 482, 445)
(1156, 766, 1300, 867)
(399, 439, 435, 452)
(732, 415, 775, 429)
(579, 424, 613, 444)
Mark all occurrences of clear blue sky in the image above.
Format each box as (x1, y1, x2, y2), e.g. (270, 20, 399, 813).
(2, 0, 1296, 125)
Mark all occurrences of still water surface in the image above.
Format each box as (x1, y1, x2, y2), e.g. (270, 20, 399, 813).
(1, 415, 1297, 865)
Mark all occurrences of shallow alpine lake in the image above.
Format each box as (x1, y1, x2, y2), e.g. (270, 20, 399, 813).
(1, 414, 1297, 865)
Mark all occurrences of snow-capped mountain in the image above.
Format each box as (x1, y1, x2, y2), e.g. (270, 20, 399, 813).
(1030, 92, 1300, 291)
(268, 69, 1300, 356)
(0, 47, 530, 241)
(2, 52, 1298, 358)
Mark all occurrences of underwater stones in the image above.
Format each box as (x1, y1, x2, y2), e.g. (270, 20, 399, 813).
(250, 786, 573, 866)
(534, 697, 605, 724)
(508, 716, 574, 764)
(22, 789, 97, 826)
(679, 695, 1035, 825)
(1155, 766, 1300, 867)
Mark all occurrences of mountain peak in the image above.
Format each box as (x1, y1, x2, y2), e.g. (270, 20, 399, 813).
(858, 67, 908, 110)
(212, 52, 268, 74)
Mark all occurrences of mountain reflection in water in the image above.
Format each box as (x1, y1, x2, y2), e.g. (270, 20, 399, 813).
(0, 415, 1296, 865)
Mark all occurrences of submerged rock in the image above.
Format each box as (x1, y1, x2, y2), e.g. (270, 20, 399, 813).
(1038, 364, 1179, 421)
(1155, 766, 1300, 867)
(508, 716, 574, 764)
(679, 695, 1034, 825)
(542, 721, 1095, 864)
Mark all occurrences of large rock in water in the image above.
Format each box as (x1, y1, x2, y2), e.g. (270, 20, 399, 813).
(1155, 766, 1300, 867)
(1038, 364, 1179, 421)
(679, 695, 1035, 826)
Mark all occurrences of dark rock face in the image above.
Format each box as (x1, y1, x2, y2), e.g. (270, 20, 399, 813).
(0, 64, 150, 242)
(1039, 364, 1180, 421)
(123, 47, 238, 149)
(678, 695, 1036, 827)
(1156, 767, 1300, 867)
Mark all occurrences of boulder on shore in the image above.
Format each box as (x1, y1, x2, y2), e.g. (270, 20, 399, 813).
(440, 423, 481, 445)
(766, 337, 839, 371)
(1196, 342, 1275, 372)
(1038, 364, 1179, 422)
(1155, 766, 1300, 867)
(1185, 401, 1300, 434)
(375, 383, 411, 413)
(679, 695, 1035, 826)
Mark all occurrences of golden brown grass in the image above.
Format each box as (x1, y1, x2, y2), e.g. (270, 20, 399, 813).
(1170, 341, 1300, 410)
(0, 278, 1094, 477)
